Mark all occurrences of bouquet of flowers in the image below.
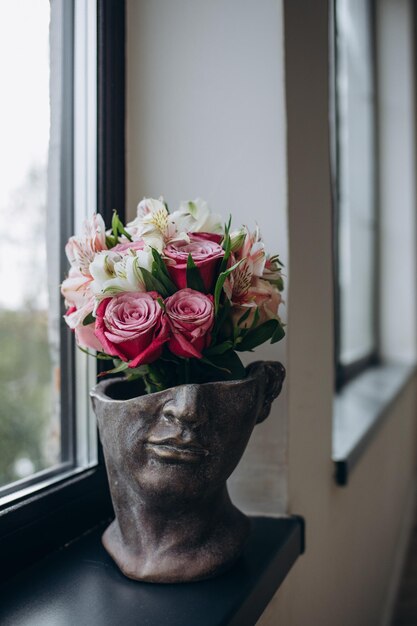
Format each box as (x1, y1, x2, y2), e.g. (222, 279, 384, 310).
(61, 198, 285, 393)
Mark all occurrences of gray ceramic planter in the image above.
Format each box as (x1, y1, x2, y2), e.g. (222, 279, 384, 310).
(90, 360, 285, 583)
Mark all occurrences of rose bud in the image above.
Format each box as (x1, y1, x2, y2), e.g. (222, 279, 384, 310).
(164, 235, 224, 293)
(95, 291, 169, 367)
(165, 288, 214, 359)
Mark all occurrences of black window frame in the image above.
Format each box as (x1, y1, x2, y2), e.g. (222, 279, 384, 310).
(331, 0, 380, 391)
(0, 0, 125, 583)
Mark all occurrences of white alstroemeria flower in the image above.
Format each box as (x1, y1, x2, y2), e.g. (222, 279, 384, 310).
(89, 245, 153, 302)
(136, 197, 166, 219)
(90, 250, 120, 288)
(126, 197, 187, 251)
(102, 255, 146, 296)
(171, 198, 223, 235)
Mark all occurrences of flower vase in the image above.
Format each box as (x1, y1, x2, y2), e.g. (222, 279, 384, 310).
(90, 360, 285, 583)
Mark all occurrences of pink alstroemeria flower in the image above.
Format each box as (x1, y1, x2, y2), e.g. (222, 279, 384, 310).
(65, 213, 107, 276)
(233, 226, 266, 277)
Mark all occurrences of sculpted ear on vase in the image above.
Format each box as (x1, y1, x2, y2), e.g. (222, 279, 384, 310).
(247, 360, 286, 425)
(90, 394, 97, 414)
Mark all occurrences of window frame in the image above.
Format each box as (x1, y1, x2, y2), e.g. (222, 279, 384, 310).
(0, 0, 125, 582)
(331, 0, 381, 391)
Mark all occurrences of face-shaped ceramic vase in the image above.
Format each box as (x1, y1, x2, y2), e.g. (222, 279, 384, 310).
(90, 360, 285, 583)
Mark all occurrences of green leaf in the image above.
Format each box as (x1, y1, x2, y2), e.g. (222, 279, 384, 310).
(235, 319, 279, 352)
(146, 363, 166, 391)
(156, 297, 166, 311)
(158, 273, 177, 295)
(200, 357, 231, 374)
(106, 234, 118, 248)
(211, 299, 231, 341)
(186, 254, 206, 293)
(214, 259, 243, 313)
(233, 323, 240, 344)
(271, 320, 285, 343)
(204, 341, 233, 356)
(219, 218, 232, 274)
(139, 267, 169, 297)
(77, 346, 113, 360)
(112, 210, 119, 238)
(237, 308, 252, 326)
(202, 350, 246, 380)
(112, 210, 133, 242)
(250, 306, 260, 330)
(126, 365, 148, 381)
(118, 224, 133, 242)
(82, 312, 95, 326)
(224, 214, 232, 239)
(151, 247, 164, 269)
(150, 248, 177, 295)
(99, 360, 130, 376)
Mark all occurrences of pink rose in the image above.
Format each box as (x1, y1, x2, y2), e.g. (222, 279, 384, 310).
(95, 291, 169, 367)
(165, 288, 214, 359)
(190, 232, 223, 245)
(164, 235, 224, 292)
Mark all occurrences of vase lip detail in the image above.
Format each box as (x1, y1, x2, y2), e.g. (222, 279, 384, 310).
(90, 360, 285, 405)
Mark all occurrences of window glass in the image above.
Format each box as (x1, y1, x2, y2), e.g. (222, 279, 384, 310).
(0, 0, 97, 496)
(335, 0, 377, 368)
(0, 0, 60, 487)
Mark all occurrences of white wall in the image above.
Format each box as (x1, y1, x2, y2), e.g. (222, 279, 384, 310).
(126, 0, 417, 623)
(258, 1, 417, 624)
(126, 0, 288, 514)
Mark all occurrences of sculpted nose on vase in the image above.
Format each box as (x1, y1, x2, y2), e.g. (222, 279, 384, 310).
(148, 386, 206, 444)
(161, 386, 204, 430)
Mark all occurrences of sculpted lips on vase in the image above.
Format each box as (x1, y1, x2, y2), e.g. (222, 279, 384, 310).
(145, 436, 209, 463)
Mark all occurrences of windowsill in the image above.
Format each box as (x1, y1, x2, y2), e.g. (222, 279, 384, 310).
(0, 515, 303, 626)
(332, 361, 416, 485)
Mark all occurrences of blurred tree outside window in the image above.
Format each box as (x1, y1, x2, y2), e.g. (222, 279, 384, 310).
(0, 0, 62, 488)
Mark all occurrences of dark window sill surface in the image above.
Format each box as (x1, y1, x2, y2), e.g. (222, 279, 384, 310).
(0, 515, 303, 626)
(333, 362, 416, 485)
